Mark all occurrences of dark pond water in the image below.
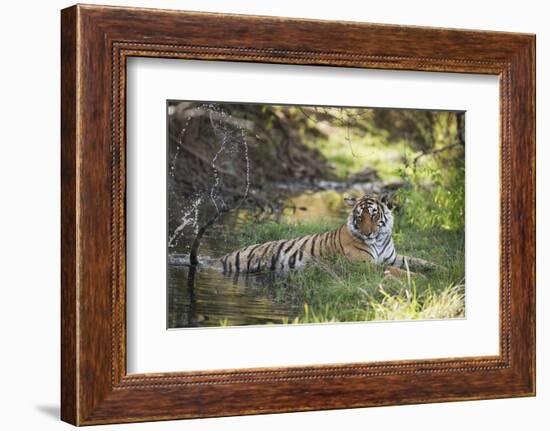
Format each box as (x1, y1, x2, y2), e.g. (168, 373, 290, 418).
(167, 188, 358, 329)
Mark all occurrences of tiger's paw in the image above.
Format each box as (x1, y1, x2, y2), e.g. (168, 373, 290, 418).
(384, 266, 424, 279)
(406, 257, 445, 273)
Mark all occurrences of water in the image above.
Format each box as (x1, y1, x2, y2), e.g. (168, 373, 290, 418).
(167, 265, 302, 328)
(167, 189, 349, 329)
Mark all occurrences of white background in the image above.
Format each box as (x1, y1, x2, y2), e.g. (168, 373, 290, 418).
(0, 0, 546, 430)
(127, 59, 499, 373)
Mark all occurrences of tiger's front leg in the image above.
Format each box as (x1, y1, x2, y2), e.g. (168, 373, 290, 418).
(391, 255, 442, 273)
(384, 266, 419, 278)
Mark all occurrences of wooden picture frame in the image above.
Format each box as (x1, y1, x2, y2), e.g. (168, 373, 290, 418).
(61, 4, 535, 425)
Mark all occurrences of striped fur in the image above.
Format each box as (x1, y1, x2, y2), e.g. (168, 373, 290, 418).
(219, 194, 437, 274)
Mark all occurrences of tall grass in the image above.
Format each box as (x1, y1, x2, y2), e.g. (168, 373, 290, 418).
(231, 216, 465, 323)
(276, 237, 464, 324)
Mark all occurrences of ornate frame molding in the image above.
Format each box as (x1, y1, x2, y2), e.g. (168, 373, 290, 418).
(61, 5, 535, 425)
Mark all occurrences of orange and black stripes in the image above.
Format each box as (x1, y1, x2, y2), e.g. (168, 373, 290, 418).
(217, 194, 438, 275)
(220, 228, 344, 274)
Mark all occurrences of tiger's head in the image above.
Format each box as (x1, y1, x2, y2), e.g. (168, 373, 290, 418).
(344, 193, 394, 242)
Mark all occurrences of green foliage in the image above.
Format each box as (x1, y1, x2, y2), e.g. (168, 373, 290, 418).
(395, 160, 465, 231)
(306, 108, 464, 183)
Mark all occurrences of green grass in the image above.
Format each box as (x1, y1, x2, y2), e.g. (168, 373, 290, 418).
(232, 216, 465, 324)
(233, 219, 341, 248)
(285, 227, 464, 323)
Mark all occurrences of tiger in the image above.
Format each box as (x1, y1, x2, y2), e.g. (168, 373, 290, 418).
(217, 193, 439, 275)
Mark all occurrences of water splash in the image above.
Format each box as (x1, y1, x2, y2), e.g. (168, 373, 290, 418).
(167, 194, 202, 248)
(169, 116, 191, 179)
(208, 108, 228, 214)
(168, 103, 251, 250)
(239, 127, 250, 205)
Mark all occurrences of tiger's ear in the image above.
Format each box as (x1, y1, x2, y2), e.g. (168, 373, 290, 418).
(380, 192, 394, 210)
(343, 196, 356, 207)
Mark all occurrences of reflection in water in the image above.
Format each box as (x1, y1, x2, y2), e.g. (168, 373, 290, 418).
(168, 262, 301, 328)
(167, 189, 350, 329)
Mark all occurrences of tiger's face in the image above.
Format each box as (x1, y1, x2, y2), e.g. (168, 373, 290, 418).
(344, 194, 394, 241)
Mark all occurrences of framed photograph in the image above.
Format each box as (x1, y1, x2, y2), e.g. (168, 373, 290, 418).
(61, 4, 535, 425)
